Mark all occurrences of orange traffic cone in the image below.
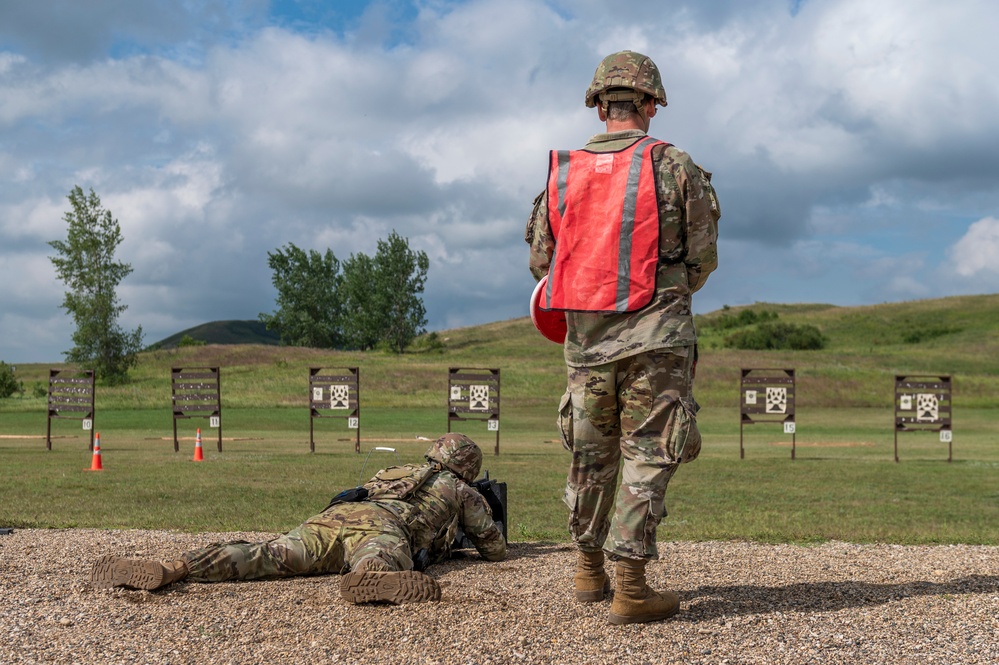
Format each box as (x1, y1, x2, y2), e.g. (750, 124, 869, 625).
(87, 432, 104, 471)
(193, 428, 204, 462)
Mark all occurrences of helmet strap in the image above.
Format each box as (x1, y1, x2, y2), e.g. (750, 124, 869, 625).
(599, 90, 648, 117)
(635, 99, 649, 121)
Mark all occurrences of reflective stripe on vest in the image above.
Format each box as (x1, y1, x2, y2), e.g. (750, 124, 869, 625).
(543, 136, 666, 313)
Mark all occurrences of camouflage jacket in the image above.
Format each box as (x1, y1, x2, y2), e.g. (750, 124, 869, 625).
(526, 129, 720, 366)
(364, 463, 507, 567)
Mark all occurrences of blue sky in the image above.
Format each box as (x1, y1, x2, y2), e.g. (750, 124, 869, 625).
(1, 0, 998, 363)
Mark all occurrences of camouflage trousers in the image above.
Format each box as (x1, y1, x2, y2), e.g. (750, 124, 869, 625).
(180, 502, 414, 582)
(559, 346, 702, 560)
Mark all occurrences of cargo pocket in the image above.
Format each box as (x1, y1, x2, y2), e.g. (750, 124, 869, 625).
(557, 389, 574, 452)
(563, 484, 578, 514)
(666, 396, 702, 463)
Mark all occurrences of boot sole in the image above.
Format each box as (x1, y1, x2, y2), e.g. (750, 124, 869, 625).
(608, 603, 679, 625)
(575, 576, 611, 602)
(340, 570, 441, 605)
(91, 555, 166, 590)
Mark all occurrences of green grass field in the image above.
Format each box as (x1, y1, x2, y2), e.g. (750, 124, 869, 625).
(2, 295, 998, 545)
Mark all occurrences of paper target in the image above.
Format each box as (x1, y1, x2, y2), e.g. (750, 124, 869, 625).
(469, 385, 490, 411)
(765, 387, 787, 414)
(330, 384, 350, 409)
(916, 393, 939, 422)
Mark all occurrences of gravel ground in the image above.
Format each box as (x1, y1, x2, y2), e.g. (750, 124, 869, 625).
(1, 529, 997, 664)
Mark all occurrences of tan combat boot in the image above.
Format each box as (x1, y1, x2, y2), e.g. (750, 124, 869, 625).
(340, 558, 441, 605)
(574, 549, 610, 602)
(91, 555, 189, 590)
(608, 557, 679, 625)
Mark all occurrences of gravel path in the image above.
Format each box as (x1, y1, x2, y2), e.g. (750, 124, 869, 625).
(1, 529, 997, 664)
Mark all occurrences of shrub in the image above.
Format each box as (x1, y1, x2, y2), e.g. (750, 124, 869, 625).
(0, 361, 24, 399)
(177, 334, 206, 348)
(708, 307, 779, 331)
(901, 326, 961, 344)
(724, 322, 827, 350)
(409, 331, 446, 354)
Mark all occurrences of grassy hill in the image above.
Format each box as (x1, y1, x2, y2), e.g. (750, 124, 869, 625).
(693, 293, 999, 408)
(149, 319, 280, 349)
(5, 293, 999, 411)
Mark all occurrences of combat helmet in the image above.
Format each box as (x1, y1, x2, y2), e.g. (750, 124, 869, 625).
(584, 50, 668, 110)
(425, 433, 482, 483)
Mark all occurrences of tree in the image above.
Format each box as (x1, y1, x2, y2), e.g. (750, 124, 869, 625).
(339, 252, 382, 351)
(49, 186, 143, 385)
(262, 231, 430, 353)
(373, 231, 429, 353)
(259, 243, 343, 348)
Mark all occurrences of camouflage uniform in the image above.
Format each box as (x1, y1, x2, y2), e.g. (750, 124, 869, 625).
(180, 461, 506, 583)
(90, 435, 503, 604)
(526, 127, 720, 561)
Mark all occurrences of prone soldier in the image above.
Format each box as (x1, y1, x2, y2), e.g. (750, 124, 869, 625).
(90, 434, 506, 604)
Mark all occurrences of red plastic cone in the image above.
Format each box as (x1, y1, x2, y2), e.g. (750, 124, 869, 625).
(87, 432, 104, 471)
(193, 428, 204, 462)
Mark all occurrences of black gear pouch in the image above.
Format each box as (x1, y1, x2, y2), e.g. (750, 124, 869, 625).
(323, 486, 369, 511)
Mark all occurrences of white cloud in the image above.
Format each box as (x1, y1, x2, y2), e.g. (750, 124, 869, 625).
(0, 197, 66, 241)
(808, 0, 999, 143)
(949, 217, 999, 277)
(1, 0, 999, 362)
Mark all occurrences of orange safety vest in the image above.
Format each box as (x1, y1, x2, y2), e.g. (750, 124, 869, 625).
(542, 136, 667, 313)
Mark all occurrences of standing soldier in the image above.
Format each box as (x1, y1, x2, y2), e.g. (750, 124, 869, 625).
(91, 434, 506, 604)
(526, 50, 720, 624)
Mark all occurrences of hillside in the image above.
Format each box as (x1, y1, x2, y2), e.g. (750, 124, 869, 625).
(149, 320, 280, 349)
(5, 293, 998, 411)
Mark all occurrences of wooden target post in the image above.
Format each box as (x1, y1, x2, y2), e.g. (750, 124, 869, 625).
(309, 367, 360, 453)
(894, 375, 952, 463)
(171, 367, 222, 453)
(45, 369, 96, 451)
(740, 368, 796, 459)
(447, 368, 500, 455)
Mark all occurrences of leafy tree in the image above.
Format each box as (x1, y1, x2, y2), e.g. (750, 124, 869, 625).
(259, 243, 343, 348)
(262, 231, 430, 353)
(373, 231, 429, 353)
(49, 186, 143, 385)
(339, 252, 382, 351)
(0, 361, 23, 399)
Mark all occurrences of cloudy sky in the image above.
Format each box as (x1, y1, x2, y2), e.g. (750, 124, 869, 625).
(2, 0, 997, 363)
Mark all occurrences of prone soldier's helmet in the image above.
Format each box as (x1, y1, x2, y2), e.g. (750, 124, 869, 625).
(425, 433, 482, 483)
(584, 50, 668, 111)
